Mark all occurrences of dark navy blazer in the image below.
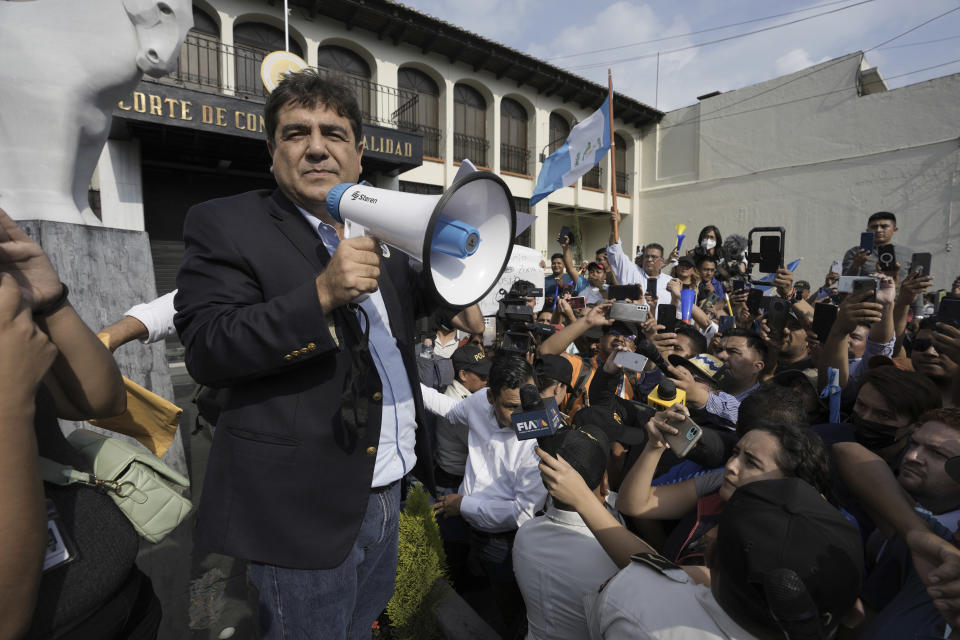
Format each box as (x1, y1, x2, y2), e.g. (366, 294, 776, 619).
(175, 188, 434, 569)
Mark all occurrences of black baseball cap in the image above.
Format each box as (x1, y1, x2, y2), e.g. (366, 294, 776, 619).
(677, 256, 697, 268)
(451, 345, 492, 376)
(571, 405, 648, 446)
(535, 354, 574, 388)
(538, 424, 610, 490)
(713, 478, 863, 638)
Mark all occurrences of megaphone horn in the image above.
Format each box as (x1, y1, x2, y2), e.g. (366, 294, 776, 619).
(325, 172, 517, 307)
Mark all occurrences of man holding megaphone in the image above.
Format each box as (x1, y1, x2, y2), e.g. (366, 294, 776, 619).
(174, 70, 487, 639)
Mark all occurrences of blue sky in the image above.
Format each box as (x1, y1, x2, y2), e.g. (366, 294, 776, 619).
(398, 0, 960, 111)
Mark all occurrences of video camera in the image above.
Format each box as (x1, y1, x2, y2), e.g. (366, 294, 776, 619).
(495, 282, 554, 355)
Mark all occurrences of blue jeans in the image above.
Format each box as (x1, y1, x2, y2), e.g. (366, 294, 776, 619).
(248, 481, 401, 640)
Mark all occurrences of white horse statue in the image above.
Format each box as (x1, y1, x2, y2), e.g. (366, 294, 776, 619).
(0, 0, 192, 224)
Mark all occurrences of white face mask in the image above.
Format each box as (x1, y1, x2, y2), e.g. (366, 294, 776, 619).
(701, 238, 717, 251)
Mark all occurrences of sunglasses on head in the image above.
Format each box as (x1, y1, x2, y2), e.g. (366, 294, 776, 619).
(609, 330, 637, 341)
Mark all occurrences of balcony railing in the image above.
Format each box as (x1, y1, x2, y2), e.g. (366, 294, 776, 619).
(155, 33, 420, 132)
(419, 126, 442, 159)
(454, 133, 489, 167)
(616, 170, 629, 195)
(500, 143, 530, 175)
(582, 165, 602, 189)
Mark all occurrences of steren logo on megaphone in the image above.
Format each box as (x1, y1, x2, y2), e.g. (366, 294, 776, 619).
(350, 191, 378, 204)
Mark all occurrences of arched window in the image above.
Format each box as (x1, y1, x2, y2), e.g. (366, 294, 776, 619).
(398, 68, 440, 158)
(500, 98, 529, 175)
(549, 113, 570, 154)
(454, 84, 488, 166)
(614, 133, 628, 195)
(175, 7, 220, 90)
(317, 45, 373, 121)
(317, 45, 371, 78)
(233, 23, 302, 97)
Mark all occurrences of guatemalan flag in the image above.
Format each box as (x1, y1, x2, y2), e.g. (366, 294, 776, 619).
(529, 96, 610, 206)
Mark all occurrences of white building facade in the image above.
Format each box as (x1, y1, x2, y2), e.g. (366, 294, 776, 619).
(94, 1, 959, 293)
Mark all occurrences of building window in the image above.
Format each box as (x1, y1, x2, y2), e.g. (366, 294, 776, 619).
(549, 113, 571, 154)
(398, 68, 441, 159)
(454, 83, 488, 166)
(513, 197, 531, 247)
(500, 98, 529, 175)
(399, 181, 443, 195)
(233, 23, 302, 98)
(169, 7, 221, 91)
(317, 45, 374, 121)
(614, 133, 629, 195)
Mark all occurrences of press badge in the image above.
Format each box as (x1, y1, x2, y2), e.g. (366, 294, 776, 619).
(43, 499, 78, 572)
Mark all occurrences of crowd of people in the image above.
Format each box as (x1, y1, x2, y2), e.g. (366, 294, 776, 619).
(421, 207, 960, 639)
(3, 68, 960, 640)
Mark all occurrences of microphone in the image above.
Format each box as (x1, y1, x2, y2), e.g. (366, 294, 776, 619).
(763, 568, 825, 640)
(721, 234, 748, 265)
(511, 384, 563, 441)
(636, 339, 670, 374)
(647, 378, 687, 411)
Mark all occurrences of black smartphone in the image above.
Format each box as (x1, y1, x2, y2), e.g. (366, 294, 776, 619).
(747, 288, 765, 315)
(860, 232, 875, 252)
(937, 298, 960, 329)
(657, 304, 677, 332)
(748, 227, 786, 274)
(910, 252, 932, 277)
(732, 279, 748, 292)
(812, 303, 838, 343)
(646, 277, 658, 298)
(876, 244, 897, 272)
(558, 225, 574, 245)
(852, 277, 877, 300)
(608, 284, 642, 301)
(765, 298, 790, 336)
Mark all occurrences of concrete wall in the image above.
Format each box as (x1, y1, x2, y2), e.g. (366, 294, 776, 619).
(637, 53, 960, 288)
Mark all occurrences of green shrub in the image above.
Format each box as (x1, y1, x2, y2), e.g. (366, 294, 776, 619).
(387, 485, 448, 640)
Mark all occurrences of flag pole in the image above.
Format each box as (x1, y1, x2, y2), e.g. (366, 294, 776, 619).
(284, 0, 290, 52)
(607, 69, 619, 223)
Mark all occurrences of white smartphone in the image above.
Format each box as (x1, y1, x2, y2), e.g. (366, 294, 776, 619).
(830, 259, 842, 275)
(612, 350, 649, 373)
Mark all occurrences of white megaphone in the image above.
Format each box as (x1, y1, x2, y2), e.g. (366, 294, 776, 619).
(325, 163, 516, 307)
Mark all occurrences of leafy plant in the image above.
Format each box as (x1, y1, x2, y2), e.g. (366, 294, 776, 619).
(386, 484, 448, 640)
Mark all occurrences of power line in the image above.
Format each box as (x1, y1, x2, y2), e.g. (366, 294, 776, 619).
(565, 0, 876, 71)
(546, 0, 865, 62)
(878, 34, 960, 50)
(865, 4, 960, 50)
(639, 5, 960, 126)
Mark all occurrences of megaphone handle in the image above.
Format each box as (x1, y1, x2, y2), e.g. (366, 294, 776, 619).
(339, 220, 371, 303)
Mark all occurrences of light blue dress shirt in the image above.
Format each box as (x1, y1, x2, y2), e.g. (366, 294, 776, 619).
(298, 207, 417, 488)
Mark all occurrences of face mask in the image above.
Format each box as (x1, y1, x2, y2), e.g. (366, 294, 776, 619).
(851, 412, 907, 451)
(701, 238, 716, 251)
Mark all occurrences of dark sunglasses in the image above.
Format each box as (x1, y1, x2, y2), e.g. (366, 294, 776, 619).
(912, 338, 934, 353)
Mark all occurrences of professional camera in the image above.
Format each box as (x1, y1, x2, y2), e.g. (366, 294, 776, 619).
(495, 281, 553, 355)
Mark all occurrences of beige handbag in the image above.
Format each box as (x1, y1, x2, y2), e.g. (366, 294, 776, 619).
(40, 429, 192, 543)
